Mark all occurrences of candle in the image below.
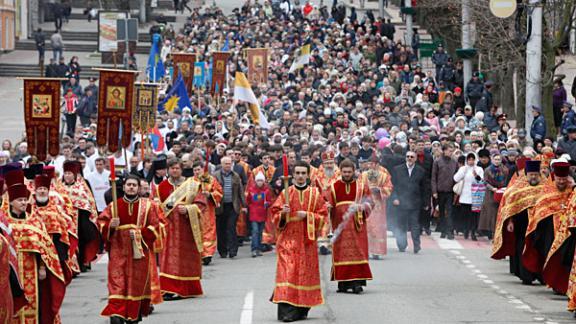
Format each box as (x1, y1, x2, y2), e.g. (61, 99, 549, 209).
(282, 153, 288, 177)
(109, 157, 116, 181)
(204, 148, 211, 173)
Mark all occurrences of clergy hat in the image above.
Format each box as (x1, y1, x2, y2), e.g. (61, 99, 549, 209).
(516, 157, 528, 171)
(321, 151, 335, 161)
(34, 174, 52, 190)
(1, 162, 22, 177)
(8, 183, 30, 201)
(23, 163, 43, 180)
(152, 158, 168, 170)
(553, 162, 571, 178)
(525, 160, 541, 174)
(5, 169, 24, 188)
(43, 165, 56, 179)
(63, 160, 81, 177)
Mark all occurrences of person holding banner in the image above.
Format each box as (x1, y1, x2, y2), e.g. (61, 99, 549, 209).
(98, 174, 163, 324)
(270, 160, 328, 322)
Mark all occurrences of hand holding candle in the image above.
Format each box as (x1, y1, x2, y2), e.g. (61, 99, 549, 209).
(282, 153, 288, 177)
(282, 153, 289, 205)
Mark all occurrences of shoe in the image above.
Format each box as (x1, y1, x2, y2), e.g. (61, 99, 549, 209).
(202, 257, 212, 266)
(251, 251, 258, 258)
(414, 246, 421, 254)
(521, 280, 533, 285)
(319, 246, 331, 255)
(219, 253, 227, 258)
(261, 244, 272, 252)
(256, 250, 262, 257)
(163, 293, 182, 301)
(447, 234, 455, 240)
(464, 232, 469, 240)
(336, 287, 348, 293)
(352, 286, 363, 294)
(440, 233, 446, 239)
(425, 228, 432, 236)
(399, 248, 406, 252)
(229, 253, 237, 259)
(471, 234, 478, 241)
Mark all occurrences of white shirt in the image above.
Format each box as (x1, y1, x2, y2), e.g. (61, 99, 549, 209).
(453, 165, 484, 204)
(406, 163, 415, 177)
(85, 169, 110, 212)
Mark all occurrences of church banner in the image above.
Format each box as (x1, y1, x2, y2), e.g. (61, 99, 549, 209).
(245, 48, 268, 86)
(96, 68, 138, 153)
(172, 52, 196, 95)
(132, 83, 158, 133)
(22, 78, 63, 161)
(211, 51, 229, 97)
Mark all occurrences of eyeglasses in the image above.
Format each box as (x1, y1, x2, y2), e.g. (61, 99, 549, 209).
(406, 155, 416, 159)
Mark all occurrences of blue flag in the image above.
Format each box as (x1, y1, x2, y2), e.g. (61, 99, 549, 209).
(159, 73, 191, 113)
(193, 62, 205, 88)
(147, 34, 165, 82)
(206, 62, 213, 89)
(221, 36, 230, 51)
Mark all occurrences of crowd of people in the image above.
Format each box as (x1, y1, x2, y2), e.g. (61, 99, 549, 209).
(3, 0, 576, 323)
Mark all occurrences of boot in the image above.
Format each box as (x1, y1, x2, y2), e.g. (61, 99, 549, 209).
(110, 316, 124, 324)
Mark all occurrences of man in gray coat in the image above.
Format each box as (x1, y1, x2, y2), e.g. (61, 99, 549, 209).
(214, 156, 246, 258)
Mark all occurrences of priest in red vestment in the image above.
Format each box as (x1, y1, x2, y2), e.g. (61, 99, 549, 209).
(31, 174, 74, 284)
(157, 159, 206, 299)
(327, 159, 374, 294)
(0, 177, 26, 323)
(98, 175, 163, 324)
(313, 151, 340, 256)
(522, 162, 571, 289)
(193, 161, 223, 266)
(5, 168, 66, 324)
(492, 160, 545, 285)
(60, 160, 101, 272)
(270, 160, 328, 322)
(360, 155, 393, 259)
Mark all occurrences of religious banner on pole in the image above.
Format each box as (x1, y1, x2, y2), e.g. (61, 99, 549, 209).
(211, 51, 230, 97)
(172, 52, 196, 95)
(245, 48, 268, 86)
(132, 83, 158, 133)
(22, 78, 64, 161)
(96, 68, 138, 153)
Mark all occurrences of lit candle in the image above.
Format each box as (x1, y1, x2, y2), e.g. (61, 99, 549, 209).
(109, 157, 116, 181)
(282, 153, 288, 177)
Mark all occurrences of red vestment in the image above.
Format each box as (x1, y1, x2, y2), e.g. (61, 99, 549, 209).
(491, 176, 544, 259)
(362, 167, 393, 257)
(30, 201, 74, 284)
(195, 175, 223, 258)
(0, 211, 26, 323)
(8, 212, 66, 324)
(59, 178, 101, 266)
(270, 185, 327, 307)
(98, 197, 161, 321)
(522, 184, 570, 274)
(157, 178, 206, 297)
(313, 166, 341, 241)
(328, 179, 373, 282)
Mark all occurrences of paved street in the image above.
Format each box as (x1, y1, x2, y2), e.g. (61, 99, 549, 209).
(60, 233, 575, 324)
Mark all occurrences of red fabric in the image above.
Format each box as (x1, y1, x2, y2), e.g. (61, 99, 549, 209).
(160, 276, 203, 297)
(39, 270, 67, 324)
(542, 250, 570, 294)
(246, 185, 271, 222)
(521, 234, 543, 273)
(491, 218, 516, 259)
(101, 299, 151, 322)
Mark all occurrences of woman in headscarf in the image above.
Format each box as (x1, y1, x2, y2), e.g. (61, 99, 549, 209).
(478, 153, 508, 240)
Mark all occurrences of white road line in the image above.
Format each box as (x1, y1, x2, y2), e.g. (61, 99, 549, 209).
(431, 233, 464, 250)
(97, 254, 109, 264)
(240, 290, 254, 324)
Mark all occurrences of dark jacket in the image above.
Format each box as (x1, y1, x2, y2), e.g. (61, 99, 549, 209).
(431, 51, 448, 67)
(214, 169, 246, 215)
(431, 156, 458, 194)
(558, 137, 576, 161)
(391, 163, 427, 210)
(465, 79, 484, 101)
(474, 89, 493, 113)
(561, 110, 576, 136)
(530, 114, 547, 141)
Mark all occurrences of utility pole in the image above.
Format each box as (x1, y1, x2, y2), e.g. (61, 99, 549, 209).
(404, 0, 413, 47)
(462, 0, 472, 92)
(525, 0, 542, 130)
(140, 0, 146, 23)
(124, 13, 130, 70)
(378, 0, 384, 19)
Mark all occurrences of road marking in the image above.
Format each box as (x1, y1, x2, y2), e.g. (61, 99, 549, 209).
(97, 254, 108, 264)
(240, 290, 254, 324)
(431, 233, 464, 250)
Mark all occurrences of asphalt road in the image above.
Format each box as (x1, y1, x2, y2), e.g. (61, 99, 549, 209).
(60, 232, 576, 324)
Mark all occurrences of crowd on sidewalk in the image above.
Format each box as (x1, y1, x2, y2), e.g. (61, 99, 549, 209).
(4, 0, 576, 323)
